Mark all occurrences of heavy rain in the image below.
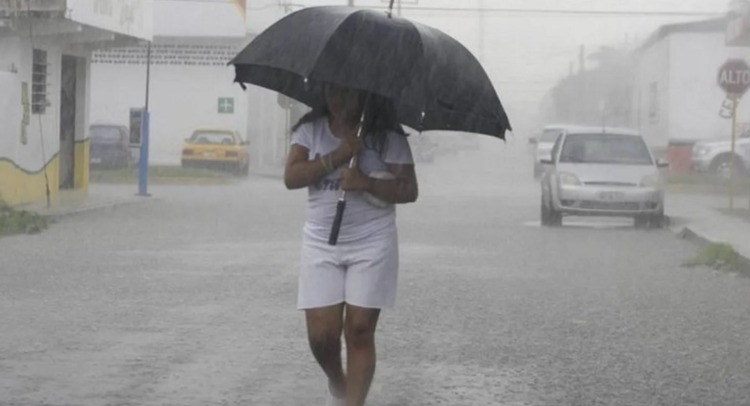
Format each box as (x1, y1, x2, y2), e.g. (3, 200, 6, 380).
(1, 0, 749, 405)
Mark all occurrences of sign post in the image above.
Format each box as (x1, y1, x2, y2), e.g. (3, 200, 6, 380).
(137, 42, 152, 197)
(717, 59, 750, 210)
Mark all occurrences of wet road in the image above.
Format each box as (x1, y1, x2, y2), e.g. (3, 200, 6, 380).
(2, 141, 750, 405)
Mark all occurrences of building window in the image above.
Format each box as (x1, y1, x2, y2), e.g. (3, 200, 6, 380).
(32, 49, 48, 114)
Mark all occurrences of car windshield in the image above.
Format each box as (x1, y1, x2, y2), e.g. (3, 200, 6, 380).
(190, 132, 236, 145)
(91, 126, 122, 142)
(540, 129, 563, 142)
(560, 133, 653, 165)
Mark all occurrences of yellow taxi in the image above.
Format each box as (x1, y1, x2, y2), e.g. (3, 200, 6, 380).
(181, 129, 250, 176)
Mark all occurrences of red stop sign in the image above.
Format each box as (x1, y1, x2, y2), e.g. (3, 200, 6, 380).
(718, 59, 750, 96)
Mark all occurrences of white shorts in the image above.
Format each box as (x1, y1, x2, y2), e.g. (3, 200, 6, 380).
(297, 226, 399, 310)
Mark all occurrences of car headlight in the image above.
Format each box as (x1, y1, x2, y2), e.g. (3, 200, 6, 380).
(640, 174, 661, 187)
(558, 172, 581, 186)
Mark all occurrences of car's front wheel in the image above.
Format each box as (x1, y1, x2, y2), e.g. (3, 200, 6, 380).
(635, 209, 665, 229)
(649, 209, 665, 229)
(541, 194, 562, 227)
(710, 154, 745, 180)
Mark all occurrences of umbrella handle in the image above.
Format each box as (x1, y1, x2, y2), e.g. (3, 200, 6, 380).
(328, 197, 347, 245)
(327, 155, 356, 246)
(327, 96, 371, 246)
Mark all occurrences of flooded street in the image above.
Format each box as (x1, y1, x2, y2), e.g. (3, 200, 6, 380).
(3, 147, 749, 405)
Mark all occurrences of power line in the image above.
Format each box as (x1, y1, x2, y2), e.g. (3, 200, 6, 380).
(154, 0, 282, 10)
(154, 0, 723, 17)
(368, 6, 722, 17)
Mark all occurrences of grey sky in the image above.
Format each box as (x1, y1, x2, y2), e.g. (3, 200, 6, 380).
(246, 0, 729, 134)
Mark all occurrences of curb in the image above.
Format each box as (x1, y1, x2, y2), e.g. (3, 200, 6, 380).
(35, 198, 154, 221)
(668, 215, 750, 272)
(91, 177, 236, 186)
(668, 214, 711, 247)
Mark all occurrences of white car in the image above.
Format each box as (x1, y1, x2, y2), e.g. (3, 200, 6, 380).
(532, 124, 570, 178)
(540, 127, 668, 228)
(692, 131, 750, 179)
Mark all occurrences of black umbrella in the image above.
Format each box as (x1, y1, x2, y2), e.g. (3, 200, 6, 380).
(230, 6, 511, 138)
(230, 5, 511, 245)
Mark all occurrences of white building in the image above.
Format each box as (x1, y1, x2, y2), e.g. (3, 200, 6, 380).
(633, 18, 748, 153)
(89, 0, 248, 166)
(243, 2, 305, 171)
(0, 0, 152, 206)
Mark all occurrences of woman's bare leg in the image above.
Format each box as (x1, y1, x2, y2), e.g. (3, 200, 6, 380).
(306, 304, 347, 398)
(343, 304, 381, 406)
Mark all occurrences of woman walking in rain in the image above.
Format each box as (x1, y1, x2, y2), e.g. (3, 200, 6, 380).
(284, 83, 419, 406)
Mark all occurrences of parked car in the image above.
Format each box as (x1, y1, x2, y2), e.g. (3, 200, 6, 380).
(540, 127, 668, 228)
(531, 124, 569, 178)
(181, 129, 250, 176)
(89, 124, 132, 169)
(692, 130, 750, 179)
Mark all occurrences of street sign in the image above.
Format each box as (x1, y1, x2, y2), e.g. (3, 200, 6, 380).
(129, 108, 143, 145)
(718, 59, 750, 96)
(716, 59, 750, 211)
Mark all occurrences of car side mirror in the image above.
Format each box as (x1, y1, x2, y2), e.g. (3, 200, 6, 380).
(656, 159, 669, 168)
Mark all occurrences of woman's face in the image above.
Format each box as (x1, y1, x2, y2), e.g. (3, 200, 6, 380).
(325, 84, 362, 123)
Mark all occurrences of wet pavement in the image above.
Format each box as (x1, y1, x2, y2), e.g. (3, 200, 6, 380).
(2, 144, 750, 405)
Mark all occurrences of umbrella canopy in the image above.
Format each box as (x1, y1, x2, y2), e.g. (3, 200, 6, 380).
(230, 6, 511, 138)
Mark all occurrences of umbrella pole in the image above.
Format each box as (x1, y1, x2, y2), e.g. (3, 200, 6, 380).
(328, 100, 369, 245)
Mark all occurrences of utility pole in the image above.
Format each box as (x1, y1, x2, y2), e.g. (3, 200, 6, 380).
(478, 0, 485, 64)
(348, 0, 354, 6)
(579, 44, 587, 123)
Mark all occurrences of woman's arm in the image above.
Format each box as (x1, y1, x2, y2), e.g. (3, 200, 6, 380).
(283, 143, 359, 190)
(342, 163, 418, 204)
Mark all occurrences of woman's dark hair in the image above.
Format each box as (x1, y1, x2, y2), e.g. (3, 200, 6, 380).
(291, 91, 407, 155)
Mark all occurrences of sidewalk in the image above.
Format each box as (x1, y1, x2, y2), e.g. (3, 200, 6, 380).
(666, 191, 750, 261)
(21, 184, 153, 219)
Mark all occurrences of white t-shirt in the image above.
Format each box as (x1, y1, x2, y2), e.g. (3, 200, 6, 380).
(291, 117, 414, 243)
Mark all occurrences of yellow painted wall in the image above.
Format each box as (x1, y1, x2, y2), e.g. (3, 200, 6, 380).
(0, 156, 60, 207)
(74, 139, 90, 191)
(0, 141, 90, 207)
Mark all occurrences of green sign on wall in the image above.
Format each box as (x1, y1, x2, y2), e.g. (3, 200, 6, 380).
(218, 97, 234, 114)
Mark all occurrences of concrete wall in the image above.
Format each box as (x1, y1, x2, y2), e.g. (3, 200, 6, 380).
(90, 39, 249, 165)
(669, 32, 750, 142)
(0, 36, 62, 205)
(245, 84, 295, 169)
(633, 36, 672, 152)
(0, 32, 94, 206)
(635, 29, 750, 152)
